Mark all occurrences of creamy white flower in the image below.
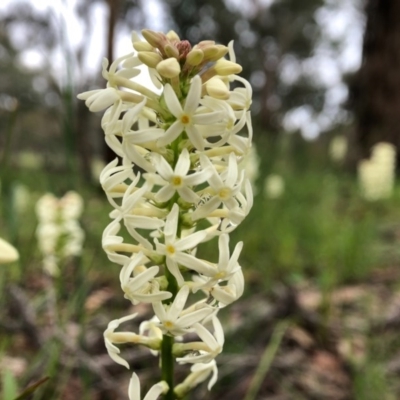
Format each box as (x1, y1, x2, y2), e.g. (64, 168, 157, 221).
(239, 145, 260, 189)
(102, 220, 137, 265)
(61, 220, 85, 257)
(43, 254, 59, 276)
(211, 268, 245, 306)
(329, 136, 348, 162)
(358, 151, 395, 201)
(177, 317, 224, 364)
(155, 204, 215, 285)
(147, 148, 210, 203)
(122, 98, 164, 147)
(123, 139, 157, 173)
(120, 252, 172, 304)
(358, 142, 396, 201)
(227, 111, 253, 154)
(13, 183, 30, 214)
(35, 192, 85, 275)
(102, 54, 141, 86)
(36, 223, 61, 255)
(101, 101, 126, 156)
(200, 234, 242, 287)
(371, 142, 396, 164)
(100, 158, 136, 201)
(139, 317, 164, 356)
(158, 76, 223, 150)
(77, 87, 121, 112)
(264, 174, 285, 199)
(0, 237, 19, 264)
(174, 360, 218, 397)
(104, 313, 138, 369)
(108, 181, 162, 249)
(79, 29, 254, 398)
(192, 153, 243, 220)
(197, 102, 231, 139)
(35, 193, 58, 223)
(152, 286, 213, 336)
(129, 373, 168, 400)
(60, 191, 84, 220)
(228, 75, 253, 112)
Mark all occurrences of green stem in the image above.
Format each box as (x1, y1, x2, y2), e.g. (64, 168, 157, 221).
(244, 320, 290, 400)
(161, 334, 175, 400)
(162, 255, 179, 399)
(161, 136, 185, 399)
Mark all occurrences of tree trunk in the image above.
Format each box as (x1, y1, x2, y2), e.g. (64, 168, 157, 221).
(103, 0, 120, 165)
(351, 0, 400, 163)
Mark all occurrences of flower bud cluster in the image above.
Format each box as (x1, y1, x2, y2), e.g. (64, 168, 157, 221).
(79, 29, 253, 399)
(35, 191, 85, 276)
(358, 142, 396, 201)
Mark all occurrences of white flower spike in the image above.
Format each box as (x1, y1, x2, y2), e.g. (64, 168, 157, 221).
(79, 28, 253, 399)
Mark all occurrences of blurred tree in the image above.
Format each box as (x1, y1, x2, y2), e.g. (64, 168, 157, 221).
(76, 0, 144, 167)
(0, 2, 62, 153)
(0, 5, 54, 113)
(165, 0, 326, 136)
(349, 0, 400, 162)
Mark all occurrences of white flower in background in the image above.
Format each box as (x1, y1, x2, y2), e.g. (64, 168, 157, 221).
(16, 151, 44, 170)
(12, 183, 30, 215)
(91, 157, 107, 182)
(35, 191, 85, 276)
(264, 174, 285, 199)
(79, 28, 252, 399)
(371, 142, 396, 164)
(358, 142, 396, 201)
(0, 237, 19, 264)
(329, 136, 348, 162)
(238, 145, 260, 192)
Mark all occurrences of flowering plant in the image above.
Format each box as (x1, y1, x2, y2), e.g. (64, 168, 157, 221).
(358, 142, 396, 201)
(0, 237, 19, 264)
(35, 191, 85, 276)
(79, 29, 253, 399)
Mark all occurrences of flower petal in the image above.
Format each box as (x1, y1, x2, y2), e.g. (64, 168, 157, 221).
(158, 120, 184, 147)
(184, 75, 201, 114)
(167, 285, 190, 321)
(174, 148, 190, 176)
(164, 84, 183, 118)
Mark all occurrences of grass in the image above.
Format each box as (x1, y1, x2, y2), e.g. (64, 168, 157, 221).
(1, 133, 400, 399)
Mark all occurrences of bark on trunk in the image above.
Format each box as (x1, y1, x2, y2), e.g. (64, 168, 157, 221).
(350, 0, 400, 163)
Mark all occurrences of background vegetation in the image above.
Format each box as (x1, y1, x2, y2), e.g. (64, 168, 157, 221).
(1, 0, 400, 399)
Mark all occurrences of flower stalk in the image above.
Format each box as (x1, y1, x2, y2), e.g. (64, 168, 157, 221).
(79, 28, 253, 400)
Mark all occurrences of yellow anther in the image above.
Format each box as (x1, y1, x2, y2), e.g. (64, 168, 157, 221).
(166, 244, 176, 255)
(172, 176, 183, 187)
(215, 271, 226, 279)
(180, 114, 191, 125)
(164, 320, 174, 329)
(219, 187, 231, 199)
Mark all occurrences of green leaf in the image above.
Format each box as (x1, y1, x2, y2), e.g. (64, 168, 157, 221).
(2, 370, 18, 400)
(13, 376, 50, 400)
